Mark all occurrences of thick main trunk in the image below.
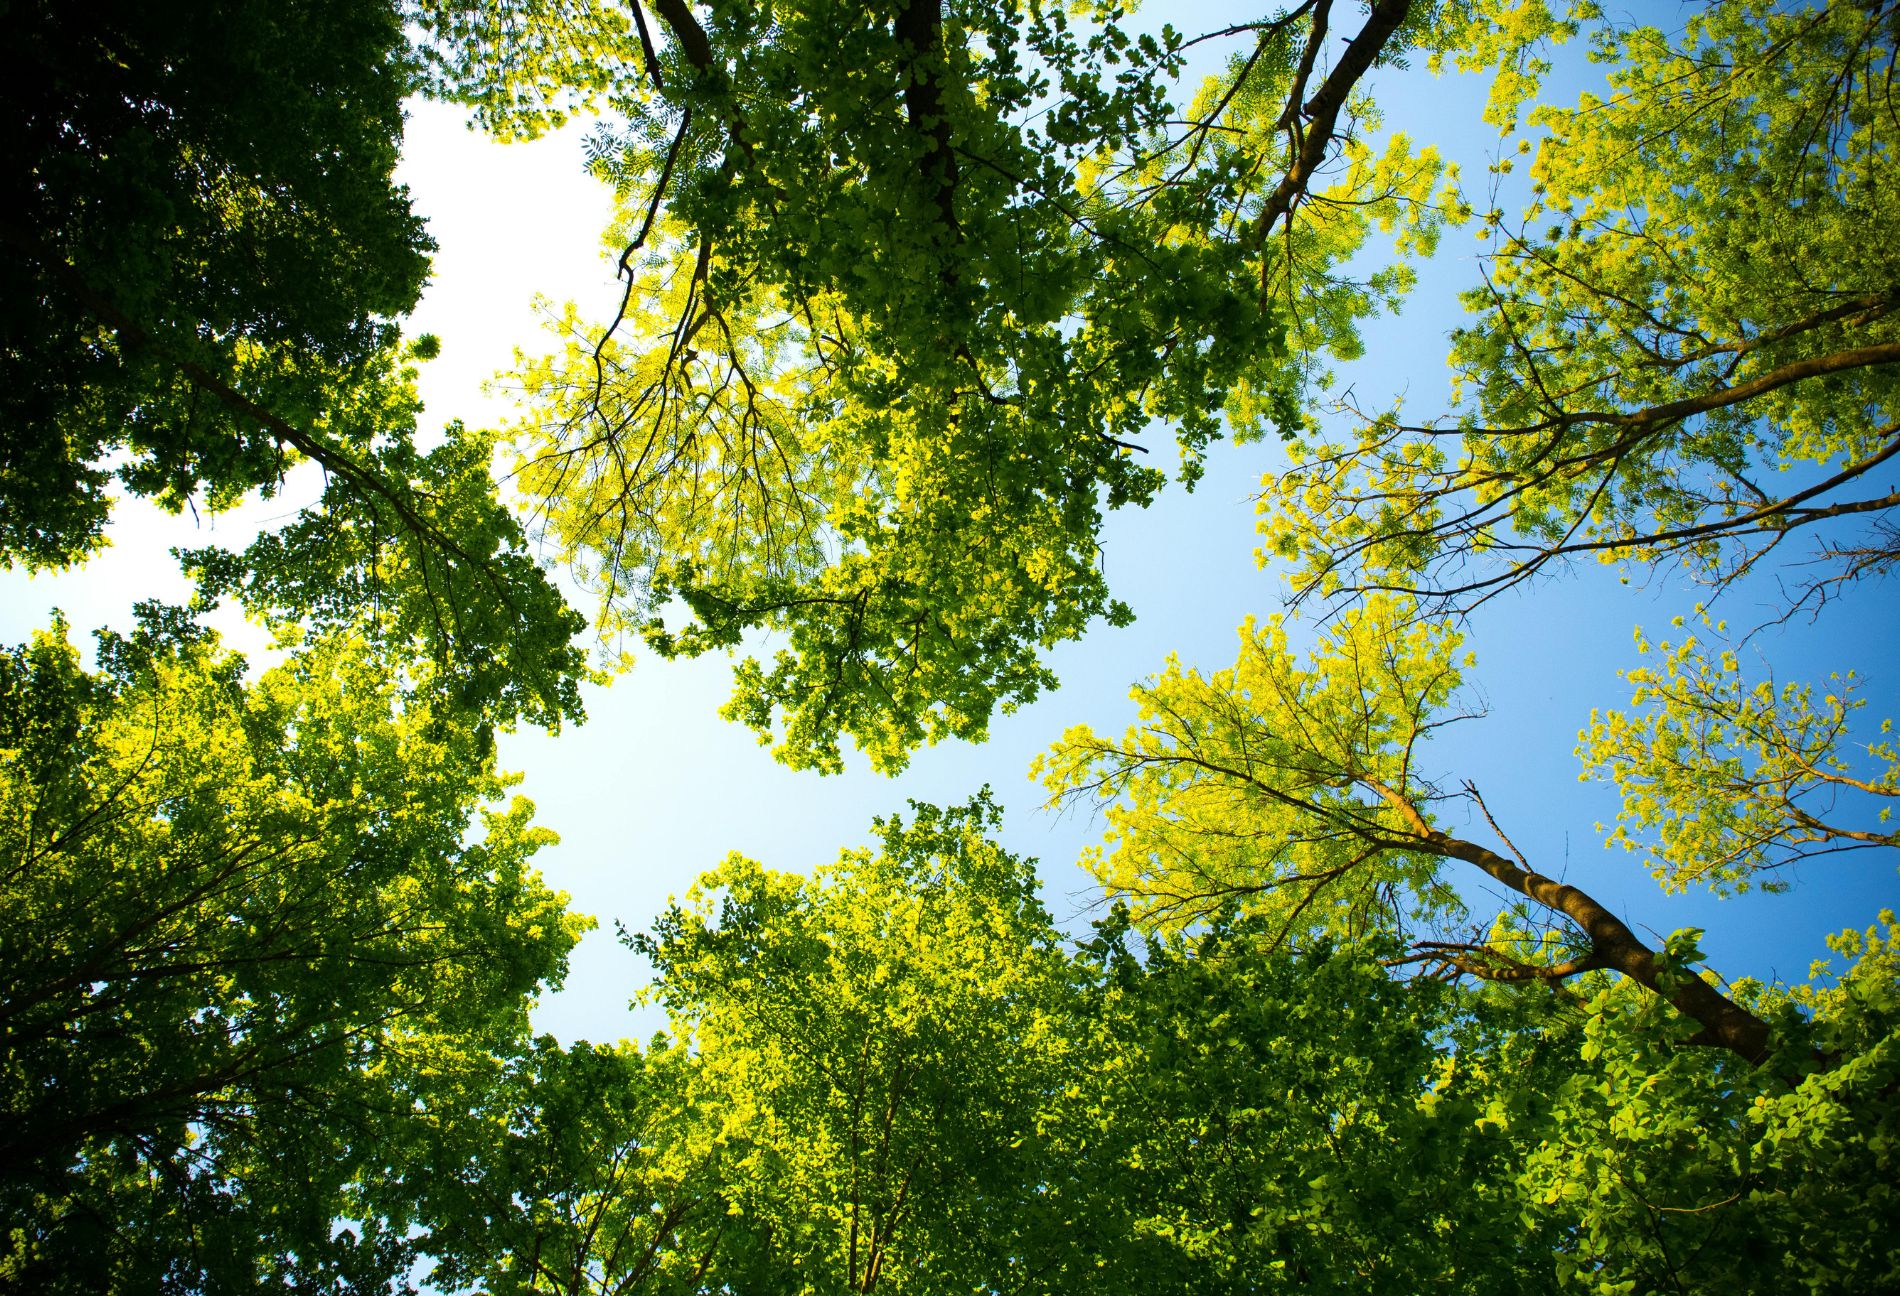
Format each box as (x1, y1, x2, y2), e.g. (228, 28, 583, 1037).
(1430, 830, 1774, 1063)
(649, 0, 714, 71)
(1366, 780, 1775, 1063)
(894, 0, 960, 244)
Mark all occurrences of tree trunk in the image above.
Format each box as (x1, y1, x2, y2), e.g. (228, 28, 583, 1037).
(1366, 779, 1776, 1064)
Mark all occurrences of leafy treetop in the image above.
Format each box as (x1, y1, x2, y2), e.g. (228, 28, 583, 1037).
(418, 0, 1462, 770)
(0, 613, 584, 1290)
(1260, 0, 1900, 613)
(3, 0, 590, 730)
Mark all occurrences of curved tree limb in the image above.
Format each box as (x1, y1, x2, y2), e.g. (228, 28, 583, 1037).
(1252, 0, 1411, 246)
(1360, 776, 1776, 1064)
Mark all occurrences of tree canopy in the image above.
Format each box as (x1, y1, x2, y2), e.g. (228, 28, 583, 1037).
(1259, 0, 1900, 612)
(3, 0, 589, 731)
(3, 0, 1897, 1292)
(307, 804, 1900, 1294)
(0, 614, 583, 1290)
(417, 0, 1464, 770)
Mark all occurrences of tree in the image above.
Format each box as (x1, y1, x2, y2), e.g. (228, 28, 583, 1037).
(2, 0, 422, 566)
(1038, 596, 1788, 1065)
(1259, 0, 1900, 612)
(417, 0, 1464, 770)
(629, 796, 1078, 1294)
(386, 1036, 729, 1296)
(0, 613, 585, 1290)
(2, 0, 588, 729)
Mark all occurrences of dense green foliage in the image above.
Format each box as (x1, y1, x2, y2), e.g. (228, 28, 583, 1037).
(418, 0, 1459, 770)
(2, 0, 425, 566)
(352, 812, 1900, 1294)
(3, 0, 1897, 1292)
(2, 0, 588, 729)
(631, 799, 1074, 1292)
(0, 616, 583, 1290)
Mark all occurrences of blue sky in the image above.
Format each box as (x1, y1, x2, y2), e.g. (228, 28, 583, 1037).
(3, 12, 1893, 1046)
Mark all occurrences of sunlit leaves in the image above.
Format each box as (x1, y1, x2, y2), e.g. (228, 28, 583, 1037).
(1580, 614, 1899, 894)
(1037, 595, 1468, 939)
(460, 0, 1487, 770)
(635, 794, 1075, 1292)
(1261, 0, 1900, 610)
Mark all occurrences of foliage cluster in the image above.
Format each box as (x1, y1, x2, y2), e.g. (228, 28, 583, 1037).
(0, 615, 584, 1290)
(2, 0, 589, 730)
(3, 0, 1897, 1292)
(417, 0, 1464, 771)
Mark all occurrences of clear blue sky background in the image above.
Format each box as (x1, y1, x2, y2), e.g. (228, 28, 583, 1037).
(2, 8, 1892, 1045)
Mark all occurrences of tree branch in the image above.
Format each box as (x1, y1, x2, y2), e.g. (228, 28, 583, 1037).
(1360, 776, 1777, 1064)
(1252, 0, 1411, 243)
